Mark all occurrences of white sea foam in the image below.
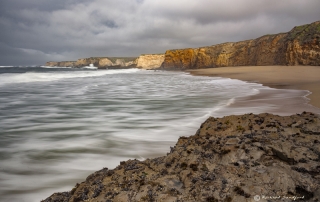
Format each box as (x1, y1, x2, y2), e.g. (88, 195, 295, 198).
(82, 66, 98, 70)
(0, 65, 14, 68)
(82, 64, 98, 69)
(1, 69, 319, 202)
(0, 68, 141, 85)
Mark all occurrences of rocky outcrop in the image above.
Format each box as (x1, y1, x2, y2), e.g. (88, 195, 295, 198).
(74, 57, 101, 67)
(74, 57, 138, 69)
(46, 54, 165, 69)
(46, 55, 166, 69)
(45, 61, 76, 67)
(43, 112, 320, 202)
(45, 61, 59, 66)
(46, 57, 138, 69)
(161, 21, 320, 69)
(136, 54, 165, 69)
(98, 58, 113, 67)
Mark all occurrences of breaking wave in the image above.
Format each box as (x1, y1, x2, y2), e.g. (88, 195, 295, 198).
(0, 67, 318, 202)
(0, 68, 140, 85)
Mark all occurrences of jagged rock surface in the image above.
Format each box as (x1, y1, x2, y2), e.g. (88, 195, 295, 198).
(136, 54, 165, 69)
(45, 61, 76, 67)
(75, 57, 138, 68)
(46, 57, 138, 69)
(45, 54, 166, 69)
(161, 21, 320, 69)
(98, 58, 114, 67)
(43, 112, 320, 202)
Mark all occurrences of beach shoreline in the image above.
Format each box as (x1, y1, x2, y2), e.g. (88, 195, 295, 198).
(187, 66, 320, 110)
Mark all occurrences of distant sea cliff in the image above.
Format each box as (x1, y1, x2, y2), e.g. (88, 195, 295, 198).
(45, 54, 165, 69)
(161, 21, 320, 69)
(46, 21, 320, 70)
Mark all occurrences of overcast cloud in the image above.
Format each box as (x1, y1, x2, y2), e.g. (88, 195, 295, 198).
(0, 0, 319, 65)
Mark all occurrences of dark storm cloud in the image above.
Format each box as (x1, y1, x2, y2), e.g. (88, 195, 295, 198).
(0, 0, 319, 65)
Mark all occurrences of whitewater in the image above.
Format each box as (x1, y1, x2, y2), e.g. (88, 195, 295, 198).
(0, 66, 318, 202)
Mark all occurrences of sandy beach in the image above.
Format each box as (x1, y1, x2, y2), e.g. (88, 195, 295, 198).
(188, 66, 320, 109)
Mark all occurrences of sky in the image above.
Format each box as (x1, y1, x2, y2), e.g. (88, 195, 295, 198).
(0, 0, 319, 66)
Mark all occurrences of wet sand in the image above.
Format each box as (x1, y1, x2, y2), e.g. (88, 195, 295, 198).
(188, 66, 320, 109)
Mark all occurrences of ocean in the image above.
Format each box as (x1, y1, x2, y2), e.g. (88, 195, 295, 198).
(0, 66, 318, 202)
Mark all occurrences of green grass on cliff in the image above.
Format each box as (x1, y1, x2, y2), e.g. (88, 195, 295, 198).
(317, 24, 320, 32)
(295, 24, 309, 31)
(287, 22, 320, 42)
(288, 25, 308, 39)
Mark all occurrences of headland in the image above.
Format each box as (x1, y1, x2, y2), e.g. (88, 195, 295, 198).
(160, 21, 320, 69)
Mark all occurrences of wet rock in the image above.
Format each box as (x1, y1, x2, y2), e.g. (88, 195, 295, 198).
(43, 112, 320, 202)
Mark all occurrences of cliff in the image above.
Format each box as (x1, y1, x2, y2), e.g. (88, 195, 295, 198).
(75, 57, 138, 68)
(43, 112, 320, 202)
(46, 57, 138, 69)
(75, 57, 138, 69)
(45, 61, 76, 67)
(161, 21, 320, 69)
(46, 54, 167, 69)
(136, 54, 165, 69)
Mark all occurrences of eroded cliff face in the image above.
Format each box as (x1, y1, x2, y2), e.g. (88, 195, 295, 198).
(45, 61, 76, 67)
(75, 57, 137, 68)
(136, 54, 165, 69)
(285, 22, 320, 65)
(46, 57, 138, 69)
(46, 55, 166, 69)
(161, 21, 320, 69)
(75, 57, 101, 67)
(98, 58, 113, 67)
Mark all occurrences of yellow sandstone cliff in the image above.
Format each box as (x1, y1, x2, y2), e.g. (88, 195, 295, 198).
(46, 21, 320, 70)
(74, 57, 138, 68)
(46, 55, 165, 69)
(161, 21, 320, 69)
(136, 54, 165, 69)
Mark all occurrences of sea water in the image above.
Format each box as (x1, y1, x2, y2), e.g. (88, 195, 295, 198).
(0, 66, 318, 202)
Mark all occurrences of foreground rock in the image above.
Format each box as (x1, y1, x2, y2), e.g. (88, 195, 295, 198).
(161, 21, 320, 69)
(43, 112, 320, 202)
